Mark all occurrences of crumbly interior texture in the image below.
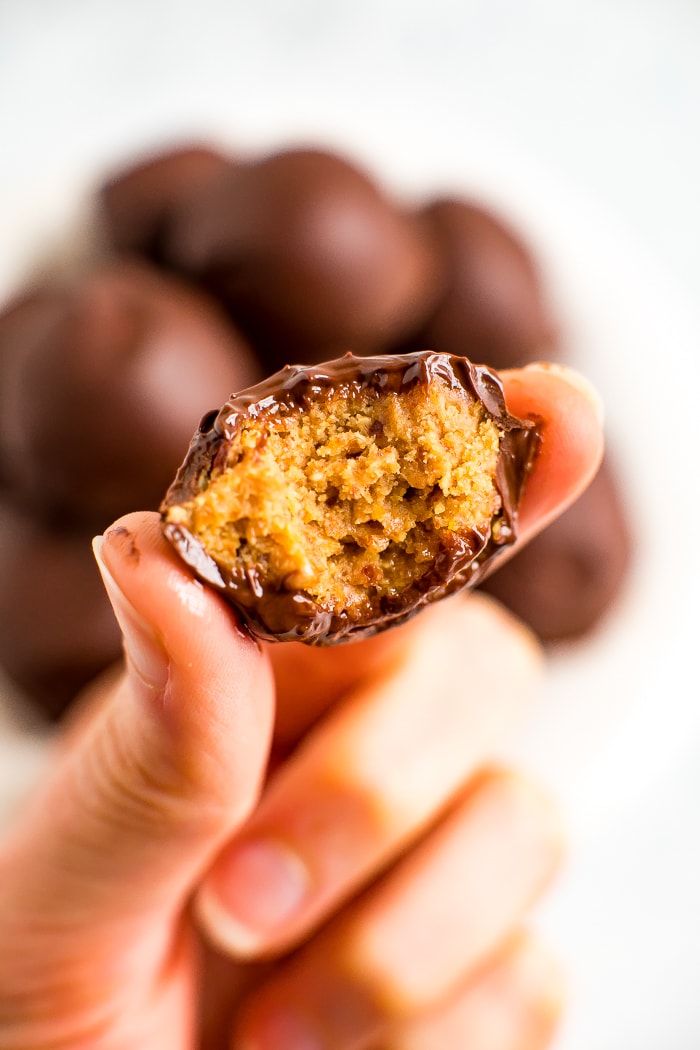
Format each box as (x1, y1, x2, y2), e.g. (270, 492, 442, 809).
(166, 381, 503, 617)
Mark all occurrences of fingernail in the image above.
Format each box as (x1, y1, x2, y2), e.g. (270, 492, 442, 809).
(236, 1010, 324, 1050)
(523, 361, 605, 426)
(92, 535, 169, 692)
(197, 839, 310, 955)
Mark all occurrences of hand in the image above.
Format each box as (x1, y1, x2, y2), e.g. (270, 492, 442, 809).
(0, 363, 602, 1050)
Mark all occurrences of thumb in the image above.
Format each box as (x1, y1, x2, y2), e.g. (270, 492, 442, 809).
(0, 511, 275, 931)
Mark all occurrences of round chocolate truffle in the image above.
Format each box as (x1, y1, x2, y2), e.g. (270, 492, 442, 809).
(0, 502, 122, 720)
(164, 147, 439, 367)
(479, 456, 632, 643)
(0, 261, 260, 528)
(404, 198, 557, 370)
(99, 143, 232, 263)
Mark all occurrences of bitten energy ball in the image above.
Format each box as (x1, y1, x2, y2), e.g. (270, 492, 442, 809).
(161, 351, 538, 644)
(0, 260, 259, 527)
(404, 198, 557, 370)
(164, 148, 439, 367)
(479, 455, 632, 643)
(99, 143, 232, 263)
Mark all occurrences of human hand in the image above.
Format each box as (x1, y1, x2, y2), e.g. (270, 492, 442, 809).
(0, 363, 602, 1050)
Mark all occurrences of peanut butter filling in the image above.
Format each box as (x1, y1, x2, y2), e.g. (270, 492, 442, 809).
(164, 379, 503, 618)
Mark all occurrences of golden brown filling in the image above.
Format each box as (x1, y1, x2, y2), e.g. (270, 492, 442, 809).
(165, 380, 503, 616)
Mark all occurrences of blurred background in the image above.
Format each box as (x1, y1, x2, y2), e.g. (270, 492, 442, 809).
(1, 1, 699, 1046)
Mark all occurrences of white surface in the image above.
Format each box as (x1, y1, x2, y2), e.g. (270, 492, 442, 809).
(1, 2, 699, 1046)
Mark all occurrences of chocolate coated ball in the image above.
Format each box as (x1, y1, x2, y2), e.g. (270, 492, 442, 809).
(161, 351, 538, 644)
(0, 502, 122, 719)
(165, 148, 439, 367)
(405, 198, 557, 370)
(100, 143, 232, 262)
(479, 457, 632, 643)
(0, 261, 259, 527)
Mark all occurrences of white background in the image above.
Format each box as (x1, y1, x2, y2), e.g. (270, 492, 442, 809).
(1, 2, 699, 1046)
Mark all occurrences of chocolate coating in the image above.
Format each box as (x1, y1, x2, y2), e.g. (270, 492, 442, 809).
(100, 144, 232, 262)
(164, 148, 439, 368)
(479, 456, 632, 643)
(0, 502, 122, 719)
(161, 351, 539, 644)
(0, 260, 260, 527)
(402, 198, 557, 370)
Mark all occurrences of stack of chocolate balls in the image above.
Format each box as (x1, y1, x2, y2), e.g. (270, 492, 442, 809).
(0, 141, 632, 719)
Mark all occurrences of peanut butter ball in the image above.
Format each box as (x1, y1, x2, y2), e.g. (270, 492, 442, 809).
(405, 198, 557, 369)
(0, 503, 122, 719)
(0, 261, 259, 527)
(164, 148, 439, 367)
(162, 351, 538, 643)
(100, 143, 232, 262)
(479, 457, 632, 642)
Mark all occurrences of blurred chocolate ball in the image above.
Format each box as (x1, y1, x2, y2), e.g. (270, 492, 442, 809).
(479, 457, 632, 643)
(403, 198, 557, 370)
(100, 143, 232, 263)
(164, 147, 439, 367)
(0, 260, 259, 528)
(0, 503, 122, 720)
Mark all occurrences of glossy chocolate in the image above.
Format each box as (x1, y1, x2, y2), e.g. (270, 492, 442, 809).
(100, 143, 232, 263)
(164, 148, 439, 368)
(0, 260, 260, 528)
(0, 502, 122, 719)
(161, 351, 539, 644)
(401, 198, 558, 369)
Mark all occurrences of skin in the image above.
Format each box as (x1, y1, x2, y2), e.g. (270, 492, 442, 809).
(0, 362, 602, 1050)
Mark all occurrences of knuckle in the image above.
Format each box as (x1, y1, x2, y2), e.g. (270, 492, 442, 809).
(469, 767, 566, 868)
(76, 709, 235, 845)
